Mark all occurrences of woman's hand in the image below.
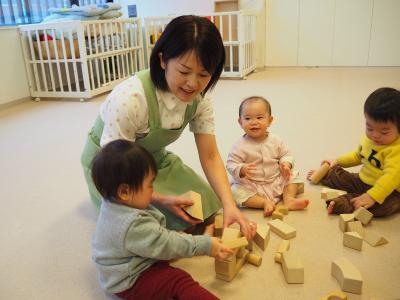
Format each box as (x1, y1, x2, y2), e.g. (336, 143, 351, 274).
(152, 193, 202, 225)
(223, 204, 256, 241)
(350, 193, 376, 210)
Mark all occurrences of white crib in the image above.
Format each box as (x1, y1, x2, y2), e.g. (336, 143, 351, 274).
(144, 11, 257, 79)
(19, 18, 144, 101)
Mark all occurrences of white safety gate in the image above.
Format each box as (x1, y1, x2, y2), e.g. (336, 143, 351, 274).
(144, 11, 257, 78)
(19, 18, 144, 101)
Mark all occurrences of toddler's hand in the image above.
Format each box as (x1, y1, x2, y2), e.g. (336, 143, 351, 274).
(239, 163, 257, 178)
(210, 237, 234, 260)
(350, 193, 376, 209)
(279, 162, 292, 180)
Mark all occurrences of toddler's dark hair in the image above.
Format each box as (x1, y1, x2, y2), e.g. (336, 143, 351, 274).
(91, 140, 157, 201)
(150, 15, 225, 96)
(239, 96, 271, 117)
(364, 87, 400, 131)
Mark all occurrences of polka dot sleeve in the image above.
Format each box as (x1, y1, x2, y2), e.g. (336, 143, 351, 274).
(99, 77, 149, 147)
(189, 94, 215, 134)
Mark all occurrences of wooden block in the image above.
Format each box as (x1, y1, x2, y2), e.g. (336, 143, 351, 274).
(343, 232, 363, 251)
(310, 162, 330, 184)
(364, 230, 388, 247)
(214, 213, 223, 237)
(339, 214, 354, 232)
(353, 207, 373, 225)
(331, 257, 363, 294)
(277, 240, 291, 253)
(275, 240, 290, 263)
(320, 290, 348, 300)
(275, 204, 289, 215)
(272, 210, 284, 220)
(274, 252, 283, 263)
(216, 249, 249, 281)
(281, 251, 304, 284)
(347, 221, 364, 237)
(268, 219, 296, 240)
(296, 182, 304, 195)
(246, 253, 262, 266)
(221, 227, 241, 241)
(321, 188, 347, 200)
(181, 191, 203, 220)
(237, 246, 247, 258)
(223, 237, 248, 250)
(246, 239, 253, 251)
(215, 258, 236, 275)
(253, 224, 270, 250)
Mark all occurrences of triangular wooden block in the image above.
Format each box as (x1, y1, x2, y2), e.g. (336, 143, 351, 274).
(181, 191, 204, 220)
(364, 230, 388, 247)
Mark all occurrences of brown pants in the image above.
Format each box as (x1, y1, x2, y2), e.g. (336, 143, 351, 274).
(320, 166, 400, 217)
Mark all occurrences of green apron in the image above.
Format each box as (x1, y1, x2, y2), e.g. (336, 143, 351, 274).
(80, 69, 221, 230)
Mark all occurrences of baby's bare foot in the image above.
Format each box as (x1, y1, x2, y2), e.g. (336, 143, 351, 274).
(263, 199, 275, 217)
(284, 197, 309, 210)
(307, 170, 315, 181)
(327, 201, 335, 214)
(203, 224, 215, 237)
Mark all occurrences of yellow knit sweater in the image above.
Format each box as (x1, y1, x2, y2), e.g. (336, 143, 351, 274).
(337, 136, 400, 204)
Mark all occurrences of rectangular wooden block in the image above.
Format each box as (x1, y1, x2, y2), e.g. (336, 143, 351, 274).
(223, 237, 248, 250)
(214, 213, 223, 237)
(282, 251, 304, 284)
(353, 207, 373, 225)
(268, 219, 296, 239)
(275, 204, 289, 215)
(221, 227, 241, 241)
(253, 224, 270, 251)
(272, 210, 284, 220)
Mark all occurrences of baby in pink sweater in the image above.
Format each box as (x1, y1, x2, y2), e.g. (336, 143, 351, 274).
(226, 96, 309, 216)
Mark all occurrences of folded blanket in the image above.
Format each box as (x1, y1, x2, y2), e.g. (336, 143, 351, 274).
(48, 3, 121, 17)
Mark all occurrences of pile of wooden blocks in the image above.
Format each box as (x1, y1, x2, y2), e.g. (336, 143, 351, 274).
(214, 216, 268, 281)
(339, 207, 388, 251)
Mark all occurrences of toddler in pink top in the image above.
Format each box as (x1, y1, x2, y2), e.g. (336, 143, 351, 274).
(226, 96, 309, 216)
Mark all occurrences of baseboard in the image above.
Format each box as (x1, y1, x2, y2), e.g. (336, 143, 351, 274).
(0, 96, 32, 111)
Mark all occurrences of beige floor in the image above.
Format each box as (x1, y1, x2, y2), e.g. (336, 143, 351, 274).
(0, 68, 399, 300)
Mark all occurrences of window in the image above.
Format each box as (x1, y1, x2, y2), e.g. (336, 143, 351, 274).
(0, 0, 109, 26)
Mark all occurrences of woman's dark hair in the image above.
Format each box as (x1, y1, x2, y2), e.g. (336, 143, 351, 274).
(91, 140, 157, 201)
(364, 87, 400, 131)
(239, 96, 272, 117)
(150, 15, 225, 96)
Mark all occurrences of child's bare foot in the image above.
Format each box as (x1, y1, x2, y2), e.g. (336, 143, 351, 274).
(327, 201, 335, 214)
(203, 223, 215, 237)
(263, 199, 275, 217)
(284, 196, 309, 210)
(307, 170, 315, 181)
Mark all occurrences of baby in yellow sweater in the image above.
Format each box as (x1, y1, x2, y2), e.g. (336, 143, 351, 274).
(308, 87, 400, 216)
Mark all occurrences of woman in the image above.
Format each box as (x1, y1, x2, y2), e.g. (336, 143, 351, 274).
(81, 15, 255, 239)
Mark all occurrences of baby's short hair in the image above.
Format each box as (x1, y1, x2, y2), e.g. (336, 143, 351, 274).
(91, 140, 157, 201)
(239, 96, 271, 117)
(364, 87, 400, 131)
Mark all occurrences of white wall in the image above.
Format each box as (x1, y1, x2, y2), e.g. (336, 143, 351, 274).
(0, 27, 30, 106)
(119, 0, 214, 18)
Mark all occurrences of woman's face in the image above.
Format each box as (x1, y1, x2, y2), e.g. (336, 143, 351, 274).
(159, 50, 212, 102)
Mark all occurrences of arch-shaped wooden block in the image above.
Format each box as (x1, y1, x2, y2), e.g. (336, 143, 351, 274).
(331, 257, 363, 294)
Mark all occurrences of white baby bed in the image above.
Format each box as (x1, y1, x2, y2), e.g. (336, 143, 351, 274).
(144, 11, 257, 79)
(19, 18, 144, 101)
